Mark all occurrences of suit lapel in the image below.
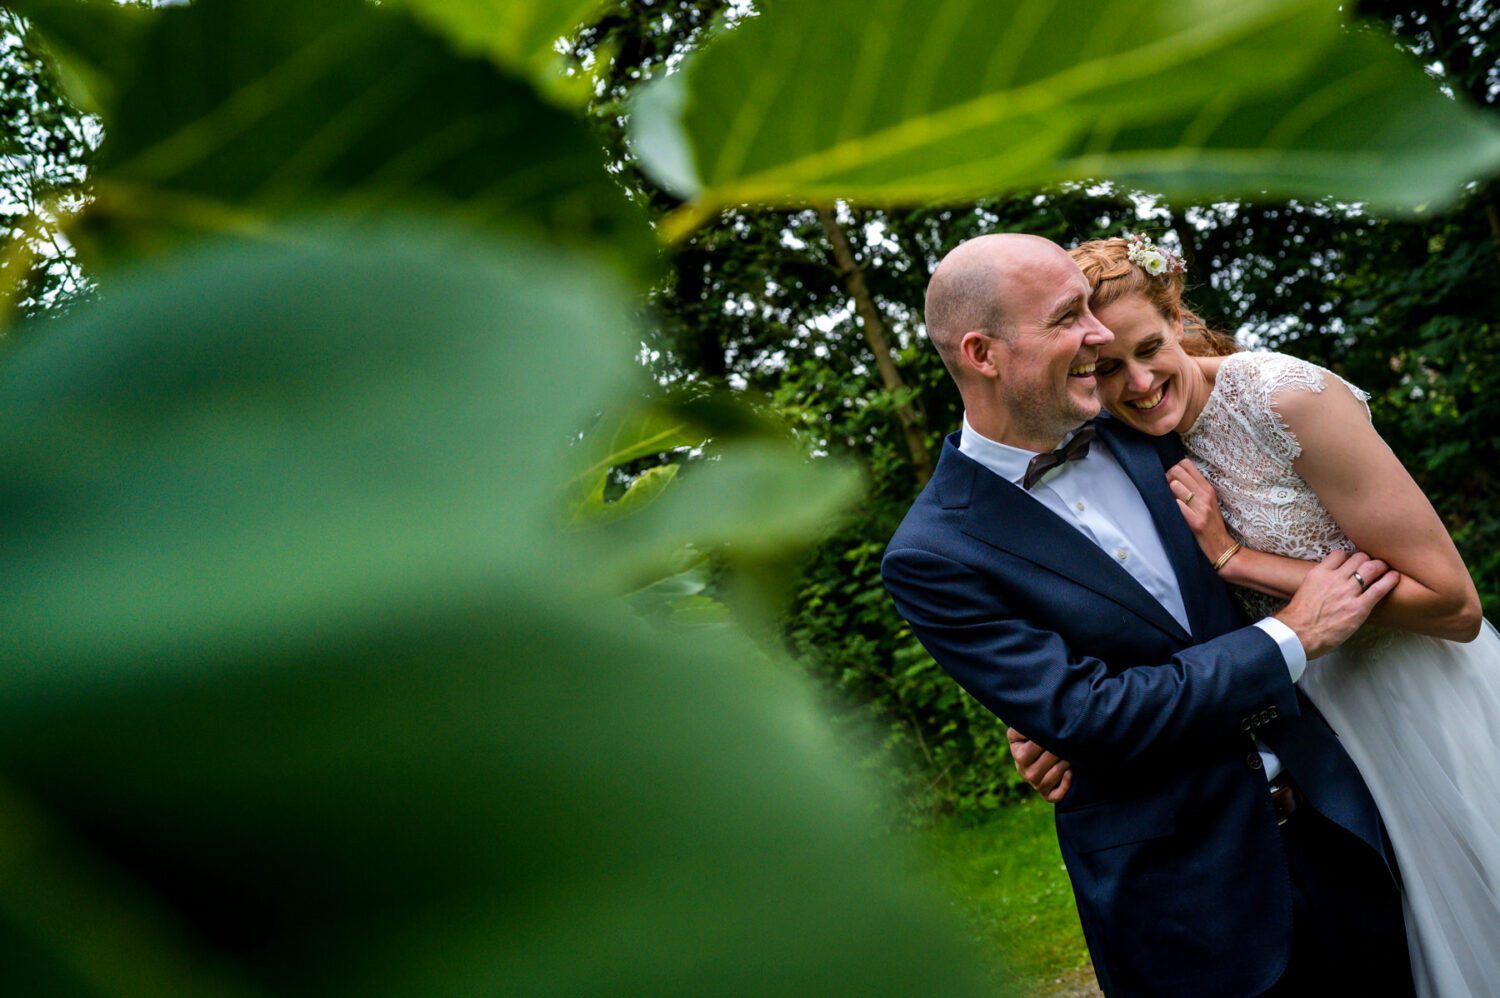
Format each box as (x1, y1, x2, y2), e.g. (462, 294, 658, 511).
(1093, 418, 1214, 637)
(942, 435, 1191, 643)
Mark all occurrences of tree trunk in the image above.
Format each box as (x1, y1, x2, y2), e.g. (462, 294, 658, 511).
(818, 207, 934, 484)
(673, 250, 729, 381)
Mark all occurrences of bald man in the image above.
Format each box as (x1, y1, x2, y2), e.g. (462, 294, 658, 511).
(882, 235, 1412, 997)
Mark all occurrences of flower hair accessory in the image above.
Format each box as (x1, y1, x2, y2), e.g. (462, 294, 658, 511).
(1124, 233, 1185, 277)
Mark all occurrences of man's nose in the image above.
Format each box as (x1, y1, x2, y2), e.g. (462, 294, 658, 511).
(1082, 313, 1113, 344)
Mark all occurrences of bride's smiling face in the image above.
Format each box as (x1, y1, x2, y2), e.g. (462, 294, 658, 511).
(1093, 293, 1196, 437)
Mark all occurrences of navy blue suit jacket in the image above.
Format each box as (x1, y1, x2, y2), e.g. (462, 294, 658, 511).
(882, 419, 1392, 997)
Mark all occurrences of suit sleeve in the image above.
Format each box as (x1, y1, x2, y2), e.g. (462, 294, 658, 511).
(882, 546, 1301, 770)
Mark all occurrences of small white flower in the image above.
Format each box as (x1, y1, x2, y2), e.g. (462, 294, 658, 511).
(1124, 233, 1184, 278)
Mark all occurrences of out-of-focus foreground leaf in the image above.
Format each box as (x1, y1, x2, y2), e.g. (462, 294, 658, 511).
(393, 0, 614, 105)
(634, 0, 1500, 241)
(566, 399, 704, 522)
(12, 0, 653, 277)
(0, 224, 986, 995)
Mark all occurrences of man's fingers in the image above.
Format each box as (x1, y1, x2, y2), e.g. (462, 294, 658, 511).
(1034, 759, 1071, 796)
(1033, 759, 1066, 792)
(1321, 549, 1350, 570)
(1361, 570, 1401, 602)
(1045, 770, 1073, 804)
(1006, 726, 1028, 746)
(1024, 752, 1062, 786)
(1010, 737, 1043, 772)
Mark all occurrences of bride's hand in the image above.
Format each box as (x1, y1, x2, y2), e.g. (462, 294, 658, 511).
(1166, 459, 1238, 565)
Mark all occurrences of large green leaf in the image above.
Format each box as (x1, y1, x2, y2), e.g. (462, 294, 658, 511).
(393, 0, 613, 105)
(1050, 28, 1500, 207)
(0, 219, 636, 669)
(632, 0, 1500, 240)
(14, 0, 653, 277)
(0, 225, 986, 994)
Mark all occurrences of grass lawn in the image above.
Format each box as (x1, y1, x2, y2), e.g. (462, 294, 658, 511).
(915, 799, 1096, 995)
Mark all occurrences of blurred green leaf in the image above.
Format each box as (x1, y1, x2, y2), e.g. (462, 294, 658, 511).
(605, 461, 682, 518)
(596, 439, 864, 590)
(633, 0, 1500, 240)
(0, 224, 988, 994)
(393, 0, 613, 106)
(569, 399, 861, 636)
(644, 441, 863, 555)
(1060, 29, 1500, 208)
(622, 551, 738, 634)
(0, 218, 638, 669)
(14, 0, 654, 277)
(567, 398, 704, 519)
(0, 0, 147, 116)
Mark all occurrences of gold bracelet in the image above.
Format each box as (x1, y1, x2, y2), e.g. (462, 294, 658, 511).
(1212, 541, 1244, 573)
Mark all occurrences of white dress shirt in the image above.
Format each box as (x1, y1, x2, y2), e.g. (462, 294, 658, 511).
(960, 416, 1304, 780)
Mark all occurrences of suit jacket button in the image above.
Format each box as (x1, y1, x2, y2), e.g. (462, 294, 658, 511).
(1246, 752, 1263, 771)
(1268, 706, 1280, 720)
(1241, 718, 1253, 732)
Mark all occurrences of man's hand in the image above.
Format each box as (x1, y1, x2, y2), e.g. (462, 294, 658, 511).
(1275, 550, 1400, 659)
(1008, 727, 1072, 803)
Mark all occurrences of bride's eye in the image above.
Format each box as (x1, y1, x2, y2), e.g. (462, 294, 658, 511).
(1096, 359, 1120, 376)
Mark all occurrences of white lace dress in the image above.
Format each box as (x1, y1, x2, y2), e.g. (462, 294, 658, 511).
(1182, 351, 1500, 998)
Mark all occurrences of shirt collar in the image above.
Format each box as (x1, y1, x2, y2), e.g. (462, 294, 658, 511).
(959, 415, 1089, 486)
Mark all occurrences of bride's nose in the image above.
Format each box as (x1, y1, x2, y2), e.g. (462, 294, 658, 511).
(1126, 364, 1153, 394)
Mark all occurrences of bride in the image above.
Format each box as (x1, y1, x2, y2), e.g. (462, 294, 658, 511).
(1015, 234, 1500, 997)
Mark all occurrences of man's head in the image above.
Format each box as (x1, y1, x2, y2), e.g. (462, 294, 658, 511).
(925, 233, 1113, 450)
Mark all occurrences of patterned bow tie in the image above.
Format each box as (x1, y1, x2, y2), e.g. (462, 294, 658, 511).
(1022, 426, 1096, 490)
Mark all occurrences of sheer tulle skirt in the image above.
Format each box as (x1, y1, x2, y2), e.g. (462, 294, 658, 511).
(1303, 620, 1500, 998)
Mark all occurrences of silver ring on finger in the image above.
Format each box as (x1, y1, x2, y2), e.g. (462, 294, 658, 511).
(1352, 569, 1367, 590)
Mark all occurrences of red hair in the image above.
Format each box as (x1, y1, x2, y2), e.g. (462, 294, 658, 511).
(1069, 238, 1238, 357)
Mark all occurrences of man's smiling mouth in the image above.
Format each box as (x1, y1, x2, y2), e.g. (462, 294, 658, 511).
(1068, 362, 1096, 378)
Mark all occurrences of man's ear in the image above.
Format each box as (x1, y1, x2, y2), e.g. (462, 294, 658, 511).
(959, 330, 999, 377)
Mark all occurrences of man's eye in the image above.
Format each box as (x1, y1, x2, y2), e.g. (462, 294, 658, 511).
(1096, 361, 1120, 376)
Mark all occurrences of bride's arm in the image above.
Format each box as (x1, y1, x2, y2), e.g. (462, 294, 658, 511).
(1165, 462, 1310, 601)
(1274, 379, 1481, 641)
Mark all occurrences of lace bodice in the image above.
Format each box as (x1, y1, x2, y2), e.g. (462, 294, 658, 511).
(1180, 351, 1371, 619)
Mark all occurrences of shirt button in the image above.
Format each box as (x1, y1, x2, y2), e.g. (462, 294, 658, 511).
(1246, 752, 1264, 771)
(1075, 501, 1086, 512)
(1115, 548, 1128, 561)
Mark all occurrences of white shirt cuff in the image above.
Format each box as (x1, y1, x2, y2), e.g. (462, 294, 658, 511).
(1254, 617, 1306, 683)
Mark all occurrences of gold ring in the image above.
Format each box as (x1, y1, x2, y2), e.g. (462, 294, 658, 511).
(1352, 570, 1367, 590)
(1184, 491, 1196, 504)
